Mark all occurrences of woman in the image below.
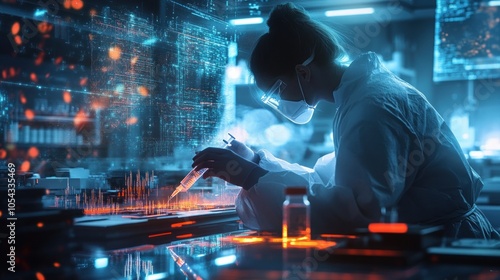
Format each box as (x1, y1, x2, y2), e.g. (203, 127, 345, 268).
(192, 3, 500, 239)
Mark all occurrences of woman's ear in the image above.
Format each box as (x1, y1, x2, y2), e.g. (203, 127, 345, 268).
(295, 64, 311, 82)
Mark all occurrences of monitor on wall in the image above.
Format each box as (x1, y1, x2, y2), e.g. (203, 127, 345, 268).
(434, 0, 500, 82)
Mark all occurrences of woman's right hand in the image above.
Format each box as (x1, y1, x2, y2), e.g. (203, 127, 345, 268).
(226, 140, 259, 164)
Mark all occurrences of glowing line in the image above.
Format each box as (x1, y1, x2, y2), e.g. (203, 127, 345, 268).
(325, 8, 374, 17)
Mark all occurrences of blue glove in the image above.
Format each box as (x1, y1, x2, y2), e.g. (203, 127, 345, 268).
(192, 148, 268, 190)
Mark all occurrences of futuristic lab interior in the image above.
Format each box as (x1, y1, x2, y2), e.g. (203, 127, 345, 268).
(1, 0, 500, 279)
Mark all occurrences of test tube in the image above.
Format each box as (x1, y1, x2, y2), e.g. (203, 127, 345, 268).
(169, 133, 235, 201)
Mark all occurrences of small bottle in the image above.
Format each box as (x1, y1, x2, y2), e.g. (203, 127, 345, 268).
(282, 187, 311, 242)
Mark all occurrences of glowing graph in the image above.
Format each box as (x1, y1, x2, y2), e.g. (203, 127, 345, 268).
(434, 0, 500, 81)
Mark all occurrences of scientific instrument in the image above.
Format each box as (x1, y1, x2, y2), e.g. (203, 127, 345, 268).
(168, 133, 236, 201)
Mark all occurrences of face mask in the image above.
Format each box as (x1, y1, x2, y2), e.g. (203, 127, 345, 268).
(278, 99, 315, 124)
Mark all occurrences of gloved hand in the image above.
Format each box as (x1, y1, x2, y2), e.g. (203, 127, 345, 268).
(225, 140, 260, 164)
(192, 147, 268, 190)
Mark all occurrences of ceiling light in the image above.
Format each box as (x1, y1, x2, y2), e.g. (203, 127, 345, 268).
(325, 8, 374, 17)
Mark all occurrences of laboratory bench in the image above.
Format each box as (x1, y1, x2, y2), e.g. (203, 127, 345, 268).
(74, 228, 500, 280)
(2, 188, 500, 280)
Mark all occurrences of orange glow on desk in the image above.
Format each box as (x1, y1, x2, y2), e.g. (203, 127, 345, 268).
(368, 223, 408, 234)
(321, 234, 358, 239)
(149, 232, 172, 238)
(171, 221, 196, 228)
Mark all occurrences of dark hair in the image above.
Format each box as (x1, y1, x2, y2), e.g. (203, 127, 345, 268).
(250, 3, 346, 79)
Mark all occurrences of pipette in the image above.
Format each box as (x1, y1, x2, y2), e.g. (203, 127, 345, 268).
(168, 133, 236, 201)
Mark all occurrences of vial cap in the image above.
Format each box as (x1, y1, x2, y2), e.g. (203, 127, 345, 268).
(285, 187, 307, 195)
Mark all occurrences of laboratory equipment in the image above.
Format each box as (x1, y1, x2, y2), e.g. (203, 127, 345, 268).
(169, 133, 236, 201)
(282, 186, 311, 241)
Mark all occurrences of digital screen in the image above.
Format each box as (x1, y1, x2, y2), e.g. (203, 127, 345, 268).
(434, 0, 500, 81)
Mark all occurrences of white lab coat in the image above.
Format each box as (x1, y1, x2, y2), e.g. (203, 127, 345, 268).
(236, 52, 486, 236)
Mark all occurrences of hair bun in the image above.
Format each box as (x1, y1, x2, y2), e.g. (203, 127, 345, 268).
(267, 3, 308, 35)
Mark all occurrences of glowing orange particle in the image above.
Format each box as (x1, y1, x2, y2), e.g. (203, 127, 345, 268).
(79, 77, 88, 86)
(37, 22, 51, 34)
(63, 91, 72, 103)
(36, 272, 45, 280)
(20, 161, 30, 172)
(37, 222, 44, 228)
(28, 147, 39, 158)
(25, 109, 35, 120)
(0, 211, 2, 217)
(74, 110, 86, 126)
(0, 149, 6, 159)
(54, 56, 63, 65)
(71, 0, 84, 10)
(30, 73, 38, 83)
(11, 22, 20, 35)
(14, 35, 22, 45)
(90, 9, 97, 16)
(126, 116, 138, 125)
(20, 93, 27, 104)
(53, 262, 61, 268)
(2, 70, 7, 79)
(9, 67, 16, 77)
(131, 56, 138, 65)
(69, 64, 75, 70)
(108, 46, 121, 60)
(35, 52, 45, 66)
(45, 73, 50, 78)
(63, 0, 71, 9)
(137, 86, 149, 96)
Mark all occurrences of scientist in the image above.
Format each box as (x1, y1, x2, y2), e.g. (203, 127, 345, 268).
(192, 3, 500, 239)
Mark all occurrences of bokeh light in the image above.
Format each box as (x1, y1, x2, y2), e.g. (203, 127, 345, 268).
(63, 91, 72, 103)
(126, 116, 138, 125)
(137, 86, 149, 96)
(28, 147, 40, 158)
(108, 46, 121, 60)
(74, 110, 87, 126)
(71, 0, 84, 10)
(11, 22, 20, 35)
(20, 161, 31, 172)
(25, 109, 35, 120)
(0, 149, 7, 159)
(30, 73, 38, 83)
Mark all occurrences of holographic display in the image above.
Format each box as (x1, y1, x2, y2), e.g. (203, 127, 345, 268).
(434, 0, 500, 81)
(0, 0, 232, 174)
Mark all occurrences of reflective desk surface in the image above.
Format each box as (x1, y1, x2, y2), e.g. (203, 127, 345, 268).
(73, 229, 500, 280)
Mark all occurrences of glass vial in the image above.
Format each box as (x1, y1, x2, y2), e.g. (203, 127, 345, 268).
(282, 186, 311, 242)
